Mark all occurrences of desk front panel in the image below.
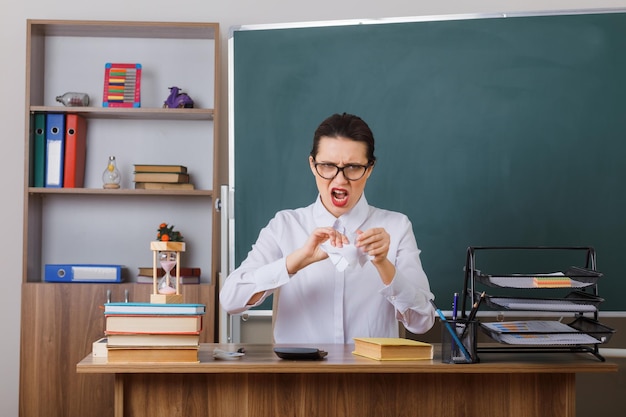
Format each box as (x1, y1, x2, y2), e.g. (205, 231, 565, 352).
(119, 372, 574, 417)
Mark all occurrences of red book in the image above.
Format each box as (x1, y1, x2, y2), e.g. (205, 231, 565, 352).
(63, 114, 87, 188)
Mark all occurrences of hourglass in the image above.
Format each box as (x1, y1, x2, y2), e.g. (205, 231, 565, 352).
(158, 251, 177, 295)
(150, 241, 185, 304)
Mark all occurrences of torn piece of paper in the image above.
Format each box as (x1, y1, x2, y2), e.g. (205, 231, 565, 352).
(321, 243, 370, 272)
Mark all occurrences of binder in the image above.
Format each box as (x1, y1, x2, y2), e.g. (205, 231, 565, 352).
(45, 113, 65, 187)
(32, 112, 46, 187)
(63, 114, 87, 188)
(44, 264, 123, 282)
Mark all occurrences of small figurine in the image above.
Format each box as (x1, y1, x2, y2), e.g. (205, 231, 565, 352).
(163, 86, 194, 108)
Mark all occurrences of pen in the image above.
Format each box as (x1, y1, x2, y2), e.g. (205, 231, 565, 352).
(452, 292, 459, 321)
(429, 299, 472, 362)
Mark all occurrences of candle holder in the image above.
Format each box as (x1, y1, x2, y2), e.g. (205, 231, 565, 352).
(150, 241, 185, 304)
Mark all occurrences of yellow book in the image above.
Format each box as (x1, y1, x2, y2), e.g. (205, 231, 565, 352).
(352, 337, 433, 361)
(107, 346, 199, 363)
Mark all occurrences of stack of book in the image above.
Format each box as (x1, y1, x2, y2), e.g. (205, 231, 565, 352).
(133, 164, 194, 190)
(104, 302, 205, 362)
(136, 266, 201, 285)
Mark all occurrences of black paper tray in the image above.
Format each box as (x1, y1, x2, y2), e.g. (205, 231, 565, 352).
(473, 266, 602, 289)
(482, 291, 604, 313)
(480, 316, 615, 346)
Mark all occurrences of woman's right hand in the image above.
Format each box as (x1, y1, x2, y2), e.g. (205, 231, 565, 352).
(286, 227, 348, 274)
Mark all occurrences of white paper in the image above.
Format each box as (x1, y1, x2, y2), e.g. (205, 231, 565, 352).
(321, 243, 370, 271)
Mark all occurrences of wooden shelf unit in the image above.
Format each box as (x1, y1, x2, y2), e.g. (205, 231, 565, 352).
(20, 19, 221, 417)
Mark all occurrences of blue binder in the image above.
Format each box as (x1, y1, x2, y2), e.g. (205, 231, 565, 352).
(45, 113, 65, 187)
(44, 264, 123, 283)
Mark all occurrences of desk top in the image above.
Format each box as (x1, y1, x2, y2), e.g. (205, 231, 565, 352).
(76, 343, 618, 375)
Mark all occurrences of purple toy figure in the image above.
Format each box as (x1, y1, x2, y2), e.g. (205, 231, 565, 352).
(163, 86, 194, 108)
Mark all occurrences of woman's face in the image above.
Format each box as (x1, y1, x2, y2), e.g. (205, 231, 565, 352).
(309, 136, 373, 218)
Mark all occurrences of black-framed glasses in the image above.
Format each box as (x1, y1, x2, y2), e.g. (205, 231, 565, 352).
(313, 161, 372, 181)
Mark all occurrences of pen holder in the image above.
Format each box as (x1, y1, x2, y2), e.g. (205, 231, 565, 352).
(441, 319, 479, 364)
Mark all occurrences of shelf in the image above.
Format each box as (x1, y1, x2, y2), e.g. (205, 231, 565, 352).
(28, 187, 213, 197)
(30, 106, 214, 121)
(20, 19, 221, 416)
(29, 19, 218, 40)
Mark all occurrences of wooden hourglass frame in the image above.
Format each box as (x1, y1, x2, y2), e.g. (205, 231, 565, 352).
(150, 241, 186, 304)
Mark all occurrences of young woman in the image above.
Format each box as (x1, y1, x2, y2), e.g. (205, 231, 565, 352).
(220, 113, 435, 343)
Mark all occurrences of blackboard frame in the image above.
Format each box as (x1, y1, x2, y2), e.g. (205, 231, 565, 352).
(228, 9, 626, 311)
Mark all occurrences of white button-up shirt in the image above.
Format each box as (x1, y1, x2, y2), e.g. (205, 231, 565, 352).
(220, 195, 435, 344)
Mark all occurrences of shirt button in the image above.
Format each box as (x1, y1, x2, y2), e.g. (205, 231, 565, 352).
(389, 296, 396, 301)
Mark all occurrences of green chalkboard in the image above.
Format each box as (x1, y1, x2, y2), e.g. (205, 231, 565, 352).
(232, 11, 626, 311)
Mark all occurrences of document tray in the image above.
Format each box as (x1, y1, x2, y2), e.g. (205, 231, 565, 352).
(482, 291, 604, 313)
(480, 317, 615, 346)
(473, 266, 602, 289)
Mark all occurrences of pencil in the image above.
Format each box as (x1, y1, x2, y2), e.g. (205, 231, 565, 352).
(466, 291, 486, 323)
(460, 291, 485, 340)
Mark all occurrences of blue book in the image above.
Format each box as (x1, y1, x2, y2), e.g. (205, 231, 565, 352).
(104, 302, 206, 315)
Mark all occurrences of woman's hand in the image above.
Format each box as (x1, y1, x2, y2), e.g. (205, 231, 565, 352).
(356, 227, 395, 285)
(355, 228, 390, 263)
(286, 227, 349, 274)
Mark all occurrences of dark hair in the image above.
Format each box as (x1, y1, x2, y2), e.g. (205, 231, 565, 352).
(310, 113, 376, 164)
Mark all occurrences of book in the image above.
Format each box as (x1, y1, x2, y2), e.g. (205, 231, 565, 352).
(106, 346, 199, 363)
(135, 182, 195, 190)
(63, 114, 87, 188)
(106, 333, 200, 347)
(104, 302, 205, 315)
(136, 275, 200, 285)
(134, 164, 187, 173)
(105, 314, 203, 334)
(137, 266, 201, 277)
(352, 337, 433, 361)
(92, 337, 108, 358)
(133, 172, 190, 183)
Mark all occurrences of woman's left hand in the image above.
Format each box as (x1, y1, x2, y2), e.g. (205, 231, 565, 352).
(355, 227, 390, 265)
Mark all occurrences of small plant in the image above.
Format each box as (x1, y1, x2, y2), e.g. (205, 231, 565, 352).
(156, 223, 184, 242)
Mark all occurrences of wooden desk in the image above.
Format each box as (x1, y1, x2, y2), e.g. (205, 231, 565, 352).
(76, 343, 617, 417)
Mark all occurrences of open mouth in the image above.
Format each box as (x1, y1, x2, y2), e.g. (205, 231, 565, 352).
(331, 188, 348, 207)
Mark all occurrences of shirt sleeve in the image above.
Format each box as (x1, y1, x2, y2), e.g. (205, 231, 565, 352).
(378, 215, 436, 334)
(219, 215, 291, 314)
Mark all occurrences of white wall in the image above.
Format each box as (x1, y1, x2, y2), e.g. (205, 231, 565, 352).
(2, 1, 626, 415)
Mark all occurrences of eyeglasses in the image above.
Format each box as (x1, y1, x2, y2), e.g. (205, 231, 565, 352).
(313, 161, 372, 181)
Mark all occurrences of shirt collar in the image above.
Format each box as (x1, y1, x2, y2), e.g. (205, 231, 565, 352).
(312, 194, 370, 236)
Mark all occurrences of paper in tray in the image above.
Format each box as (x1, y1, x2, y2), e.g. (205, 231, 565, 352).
(480, 317, 614, 346)
(473, 266, 602, 289)
(482, 291, 604, 313)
